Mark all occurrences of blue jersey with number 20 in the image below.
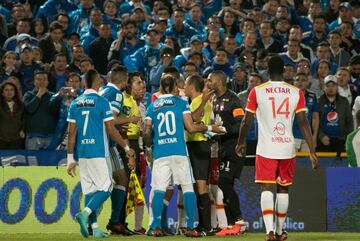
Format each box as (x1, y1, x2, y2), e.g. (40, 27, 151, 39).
(146, 94, 191, 160)
(67, 90, 114, 159)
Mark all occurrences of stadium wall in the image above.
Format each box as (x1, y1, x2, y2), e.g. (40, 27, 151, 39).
(0, 150, 359, 233)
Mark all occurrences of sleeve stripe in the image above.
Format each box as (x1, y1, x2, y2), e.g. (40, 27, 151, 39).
(111, 106, 120, 114)
(296, 108, 307, 113)
(145, 116, 152, 121)
(103, 116, 114, 122)
(183, 110, 191, 115)
(245, 108, 256, 114)
(67, 119, 76, 123)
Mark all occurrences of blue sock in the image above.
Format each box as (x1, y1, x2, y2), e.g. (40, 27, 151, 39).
(87, 191, 111, 214)
(110, 186, 126, 223)
(84, 193, 97, 224)
(161, 202, 168, 230)
(184, 192, 197, 228)
(150, 190, 165, 229)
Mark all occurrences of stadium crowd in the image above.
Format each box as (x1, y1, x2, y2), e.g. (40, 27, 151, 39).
(0, 0, 360, 239)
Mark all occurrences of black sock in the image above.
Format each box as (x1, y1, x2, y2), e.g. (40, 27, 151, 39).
(198, 193, 211, 230)
(197, 196, 203, 229)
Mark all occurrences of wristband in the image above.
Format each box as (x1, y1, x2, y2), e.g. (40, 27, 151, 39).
(124, 145, 130, 153)
(207, 125, 212, 132)
(67, 153, 76, 167)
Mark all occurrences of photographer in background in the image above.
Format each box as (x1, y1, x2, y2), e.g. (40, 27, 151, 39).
(47, 73, 82, 150)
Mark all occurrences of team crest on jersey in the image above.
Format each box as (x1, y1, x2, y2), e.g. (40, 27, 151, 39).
(116, 93, 123, 102)
(154, 99, 175, 110)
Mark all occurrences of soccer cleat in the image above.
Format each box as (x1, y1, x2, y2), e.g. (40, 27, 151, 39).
(226, 224, 244, 235)
(276, 230, 288, 241)
(75, 211, 89, 238)
(93, 227, 109, 238)
(176, 227, 187, 236)
(162, 227, 175, 236)
(215, 227, 229, 236)
(183, 228, 202, 238)
(200, 228, 216, 236)
(106, 221, 132, 236)
(265, 231, 277, 241)
(133, 227, 146, 235)
(152, 227, 165, 237)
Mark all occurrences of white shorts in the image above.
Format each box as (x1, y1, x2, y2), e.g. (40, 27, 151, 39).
(109, 146, 125, 171)
(151, 155, 194, 191)
(79, 157, 113, 195)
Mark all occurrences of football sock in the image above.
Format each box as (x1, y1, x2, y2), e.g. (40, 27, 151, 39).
(196, 196, 203, 228)
(275, 193, 289, 235)
(177, 190, 186, 228)
(198, 193, 211, 230)
(110, 185, 126, 223)
(215, 187, 228, 227)
(84, 193, 96, 224)
(209, 193, 217, 228)
(87, 191, 111, 214)
(219, 177, 241, 224)
(148, 189, 154, 228)
(261, 191, 274, 234)
(183, 191, 197, 228)
(150, 190, 165, 229)
(135, 204, 144, 230)
(161, 200, 169, 230)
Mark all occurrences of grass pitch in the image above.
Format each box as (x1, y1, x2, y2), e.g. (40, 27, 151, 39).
(1, 233, 360, 241)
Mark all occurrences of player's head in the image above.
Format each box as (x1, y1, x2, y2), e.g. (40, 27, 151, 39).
(160, 75, 177, 95)
(85, 69, 102, 90)
(268, 54, 284, 80)
(108, 65, 128, 89)
(185, 74, 204, 97)
(208, 70, 227, 93)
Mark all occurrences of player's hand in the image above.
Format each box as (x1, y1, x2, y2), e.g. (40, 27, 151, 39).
(19, 130, 25, 139)
(67, 162, 77, 177)
(321, 136, 330, 146)
(202, 89, 215, 103)
(235, 142, 246, 157)
(130, 116, 141, 124)
(211, 124, 226, 134)
(127, 156, 136, 170)
(145, 148, 153, 168)
(310, 152, 320, 170)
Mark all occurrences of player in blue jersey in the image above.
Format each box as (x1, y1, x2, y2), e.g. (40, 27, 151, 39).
(98, 65, 135, 235)
(144, 75, 225, 237)
(67, 69, 135, 238)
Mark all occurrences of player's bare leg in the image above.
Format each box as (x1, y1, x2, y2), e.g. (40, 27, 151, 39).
(275, 185, 289, 241)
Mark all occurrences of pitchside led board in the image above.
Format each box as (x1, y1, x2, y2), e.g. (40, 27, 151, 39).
(0, 166, 327, 233)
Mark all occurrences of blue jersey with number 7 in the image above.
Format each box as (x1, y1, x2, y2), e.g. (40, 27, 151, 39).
(67, 89, 114, 159)
(145, 94, 191, 160)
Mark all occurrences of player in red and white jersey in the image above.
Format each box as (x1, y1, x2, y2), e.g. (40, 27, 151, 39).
(236, 55, 319, 241)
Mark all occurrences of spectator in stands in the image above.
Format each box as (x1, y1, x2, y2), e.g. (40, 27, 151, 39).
(296, 58, 316, 88)
(3, 20, 38, 52)
(311, 42, 338, 75)
(283, 63, 295, 84)
(68, 44, 85, 74)
(227, 62, 248, 93)
(340, 21, 360, 56)
(273, 17, 290, 45)
(38, 21, 71, 64)
(55, 13, 71, 37)
(336, 67, 356, 107)
(120, 0, 151, 17)
(186, 3, 206, 34)
(255, 49, 269, 81)
(288, 25, 314, 61)
(220, 9, 239, 36)
(67, 33, 80, 48)
(47, 72, 82, 150)
(89, 22, 114, 75)
(35, 0, 76, 25)
(18, 44, 42, 93)
(23, 70, 57, 150)
(310, 60, 331, 98)
(236, 18, 256, 46)
(326, 0, 341, 23)
(80, 8, 102, 54)
(7, 4, 26, 37)
(149, 46, 174, 93)
(188, 52, 205, 74)
(303, 15, 328, 52)
(48, 53, 70, 92)
(204, 48, 233, 79)
(174, 35, 208, 70)
(183, 62, 198, 79)
(30, 18, 48, 40)
(349, 55, 360, 96)
(130, 6, 150, 38)
(103, 0, 121, 35)
(317, 75, 353, 152)
(224, 36, 238, 66)
(0, 51, 19, 84)
(328, 30, 351, 68)
(236, 31, 257, 60)
(165, 8, 198, 49)
(108, 19, 144, 65)
(0, 81, 25, 149)
(329, 2, 359, 39)
(68, 0, 95, 34)
(257, 20, 284, 54)
(293, 73, 319, 152)
(280, 39, 304, 67)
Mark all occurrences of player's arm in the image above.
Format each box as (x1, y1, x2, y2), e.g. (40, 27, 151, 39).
(143, 118, 154, 164)
(183, 112, 225, 133)
(311, 111, 319, 148)
(235, 111, 255, 157)
(191, 90, 214, 121)
(67, 122, 77, 177)
(297, 111, 320, 170)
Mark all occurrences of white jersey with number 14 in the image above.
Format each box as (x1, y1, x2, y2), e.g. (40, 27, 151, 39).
(246, 81, 306, 159)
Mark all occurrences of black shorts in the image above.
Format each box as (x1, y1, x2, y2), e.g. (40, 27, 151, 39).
(118, 139, 142, 177)
(218, 142, 244, 179)
(187, 141, 211, 181)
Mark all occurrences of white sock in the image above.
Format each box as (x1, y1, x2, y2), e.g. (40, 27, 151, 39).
(148, 189, 154, 229)
(135, 205, 144, 230)
(275, 193, 289, 235)
(84, 207, 92, 215)
(91, 223, 99, 229)
(261, 191, 274, 234)
(215, 186, 227, 228)
(177, 190, 186, 228)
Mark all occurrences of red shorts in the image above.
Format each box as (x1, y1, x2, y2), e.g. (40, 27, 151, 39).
(255, 155, 295, 186)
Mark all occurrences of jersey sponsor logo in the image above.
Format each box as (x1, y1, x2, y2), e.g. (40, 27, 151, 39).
(265, 87, 290, 94)
(273, 122, 286, 135)
(76, 98, 95, 108)
(271, 136, 292, 143)
(154, 98, 175, 110)
(122, 105, 131, 115)
(327, 111, 338, 123)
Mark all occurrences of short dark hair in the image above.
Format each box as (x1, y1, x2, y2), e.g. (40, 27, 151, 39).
(49, 21, 64, 32)
(211, 70, 227, 86)
(188, 52, 202, 60)
(313, 14, 326, 23)
(318, 41, 330, 49)
(164, 66, 180, 79)
(184, 62, 197, 70)
(249, 72, 263, 81)
(122, 19, 136, 28)
(34, 70, 48, 77)
(66, 72, 80, 82)
(128, 71, 142, 86)
(268, 55, 284, 75)
(109, 65, 128, 84)
(53, 53, 67, 61)
(329, 29, 341, 37)
(187, 74, 204, 92)
(80, 57, 94, 65)
(160, 75, 177, 94)
(84, 69, 99, 88)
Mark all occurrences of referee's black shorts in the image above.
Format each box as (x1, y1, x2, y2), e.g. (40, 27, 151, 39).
(187, 141, 211, 181)
(218, 141, 244, 179)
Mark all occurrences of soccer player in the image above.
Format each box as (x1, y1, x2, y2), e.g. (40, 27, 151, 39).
(98, 65, 135, 235)
(236, 55, 319, 241)
(66, 69, 135, 238)
(143, 75, 224, 237)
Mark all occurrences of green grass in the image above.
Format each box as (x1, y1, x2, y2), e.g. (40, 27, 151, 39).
(1, 233, 360, 241)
